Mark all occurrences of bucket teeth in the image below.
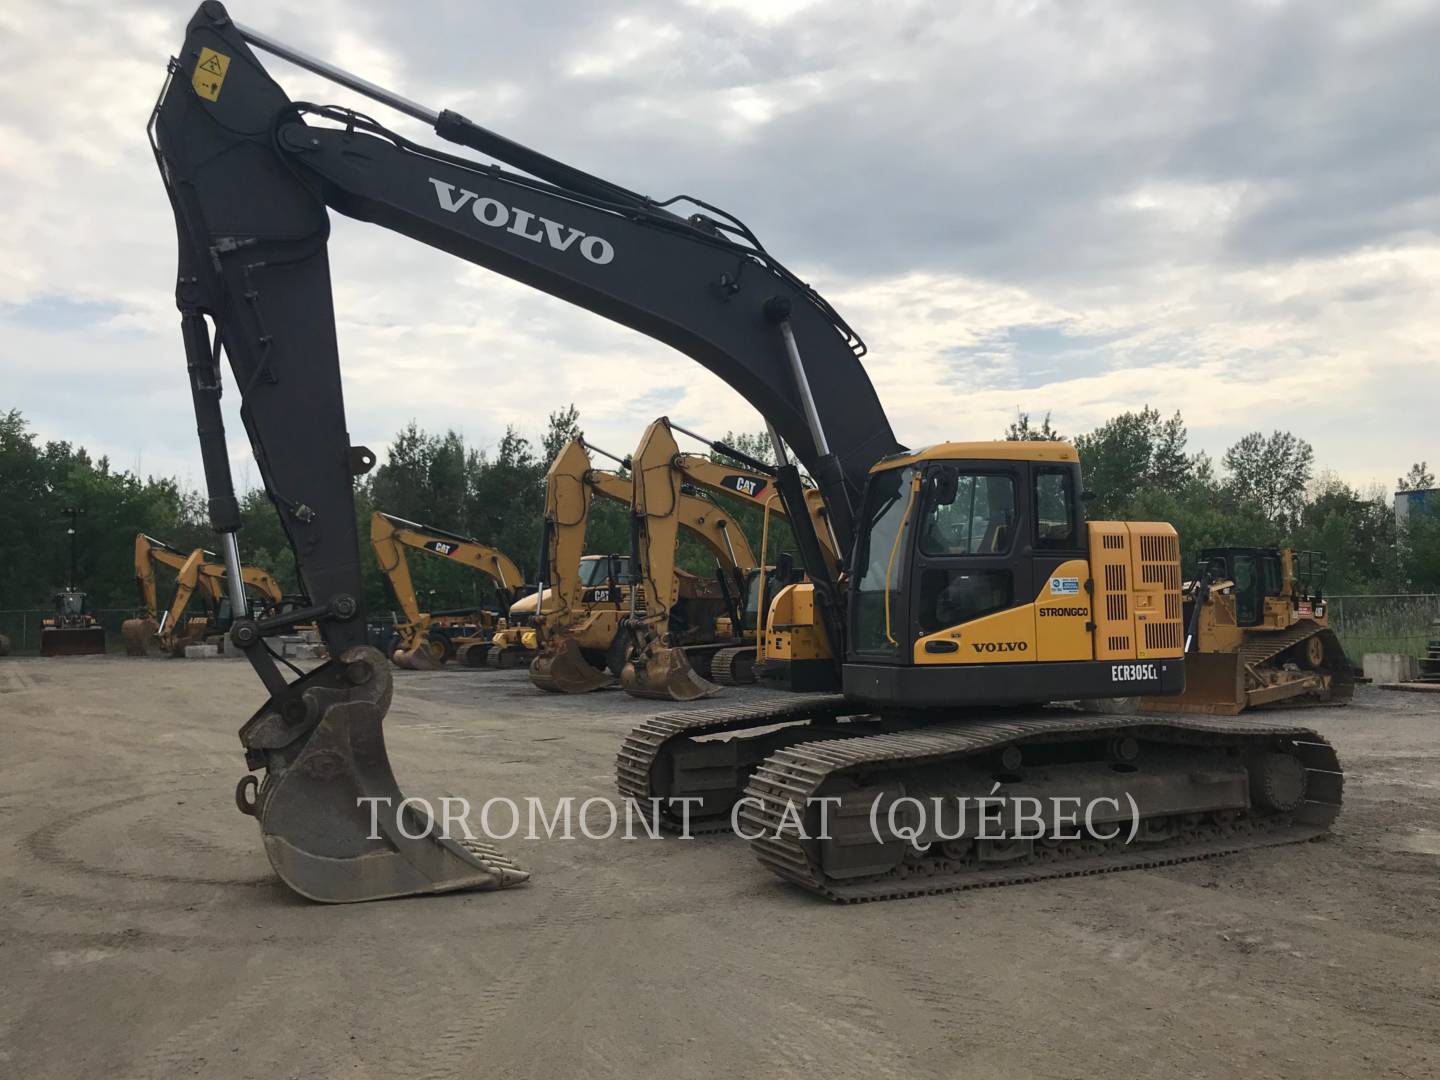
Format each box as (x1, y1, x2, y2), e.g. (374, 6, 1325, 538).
(242, 645, 526, 902)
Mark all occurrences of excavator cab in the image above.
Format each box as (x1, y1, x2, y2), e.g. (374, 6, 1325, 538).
(843, 442, 1185, 708)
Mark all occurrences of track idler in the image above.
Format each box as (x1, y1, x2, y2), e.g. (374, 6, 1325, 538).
(236, 645, 528, 903)
(621, 642, 720, 701)
(529, 636, 613, 694)
(121, 618, 159, 657)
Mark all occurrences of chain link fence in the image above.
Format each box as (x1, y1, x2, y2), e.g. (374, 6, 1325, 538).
(1328, 594, 1440, 662)
(0, 608, 142, 655)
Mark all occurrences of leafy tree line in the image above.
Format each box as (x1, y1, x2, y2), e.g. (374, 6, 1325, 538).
(5, 400, 1435, 619)
(1006, 408, 1440, 594)
(0, 406, 794, 619)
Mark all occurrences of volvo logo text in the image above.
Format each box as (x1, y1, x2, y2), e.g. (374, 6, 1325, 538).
(428, 178, 615, 265)
(971, 641, 1028, 654)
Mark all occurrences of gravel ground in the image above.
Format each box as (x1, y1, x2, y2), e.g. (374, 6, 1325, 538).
(2, 655, 1437, 1079)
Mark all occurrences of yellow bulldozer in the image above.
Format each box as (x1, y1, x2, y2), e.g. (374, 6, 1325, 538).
(121, 534, 286, 656)
(1142, 546, 1354, 714)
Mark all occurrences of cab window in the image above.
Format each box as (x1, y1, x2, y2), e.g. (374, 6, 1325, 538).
(919, 471, 1015, 557)
(1034, 468, 1076, 549)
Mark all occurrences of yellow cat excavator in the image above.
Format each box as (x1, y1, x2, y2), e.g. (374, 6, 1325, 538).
(636, 419, 841, 689)
(121, 533, 284, 656)
(1142, 547, 1354, 714)
(151, 8, 1342, 903)
(368, 512, 526, 670)
(525, 435, 756, 692)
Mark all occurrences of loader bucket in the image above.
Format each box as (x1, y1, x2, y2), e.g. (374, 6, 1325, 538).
(457, 641, 492, 667)
(238, 645, 528, 903)
(529, 637, 613, 694)
(121, 618, 158, 656)
(621, 643, 721, 701)
(40, 627, 107, 657)
(1141, 652, 1245, 716)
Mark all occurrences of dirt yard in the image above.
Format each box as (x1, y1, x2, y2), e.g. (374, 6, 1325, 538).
(1, 656, 1437, 1079)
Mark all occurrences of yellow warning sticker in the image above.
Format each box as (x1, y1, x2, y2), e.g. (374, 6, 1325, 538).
(192, 47, 231, 101)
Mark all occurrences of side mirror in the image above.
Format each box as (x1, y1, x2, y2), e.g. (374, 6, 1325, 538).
(931, 466, 959, 505)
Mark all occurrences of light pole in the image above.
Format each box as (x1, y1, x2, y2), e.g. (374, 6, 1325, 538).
(60, 506, 84, 591)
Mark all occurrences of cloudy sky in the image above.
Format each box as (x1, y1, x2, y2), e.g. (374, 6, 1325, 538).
(2, 0, 1437, 498)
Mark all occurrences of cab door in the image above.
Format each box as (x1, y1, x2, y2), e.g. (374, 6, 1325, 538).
(907, 461, 1032, 662)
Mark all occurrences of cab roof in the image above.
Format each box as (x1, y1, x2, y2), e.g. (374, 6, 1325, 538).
(871, 441, 1080, 472)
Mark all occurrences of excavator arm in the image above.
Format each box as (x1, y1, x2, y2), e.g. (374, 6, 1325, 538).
(528, 434, 757, 694)
(149, 3, 895, 902)
(369, 511, 525, 668)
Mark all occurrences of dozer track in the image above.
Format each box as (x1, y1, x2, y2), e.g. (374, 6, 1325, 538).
(741, 712, 1342, 902)
(1148, 621, 1355, 715)
(710, 645, 757, 686)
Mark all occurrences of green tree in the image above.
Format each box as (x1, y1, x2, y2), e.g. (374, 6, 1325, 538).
(1398, 462, 1435, 492)
(1004, 410, 1064, 441)
(1222, 430, 1315, 526)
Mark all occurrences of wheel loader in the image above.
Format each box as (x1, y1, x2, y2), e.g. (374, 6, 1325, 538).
(40, 589, 107, 656)
(368, 512, 526, 670)
(1140, 547, 1354, 714)
(150, 6, 1344, 903)
(121, 533, 285, 656)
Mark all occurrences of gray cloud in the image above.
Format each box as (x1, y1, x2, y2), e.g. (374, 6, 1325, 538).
(0, 0, 1435, 493)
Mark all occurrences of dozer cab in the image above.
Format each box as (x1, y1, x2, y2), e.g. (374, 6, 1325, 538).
(41, 589, 107, 656)
(1142, 547, 1354, 715)
(151, 6, 1344, 903)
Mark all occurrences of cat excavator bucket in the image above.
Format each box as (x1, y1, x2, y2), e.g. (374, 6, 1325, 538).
(530, 635, 614, 694)
(122, 617, 160, 656)
(620, 640, 719, 701)
(237, 645, 528, 902)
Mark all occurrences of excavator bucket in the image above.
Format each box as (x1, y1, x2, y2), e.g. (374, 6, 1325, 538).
(390, 647, 436, 671)
(238, 645, 528, 902)
(122, 618, 158, 656)
(0, 634, 10, 657)
(40, 627, 107, 657)
(1142, 653, 1246, 716)
(530, 637, 613, 694)
(621, 643, 721, 701)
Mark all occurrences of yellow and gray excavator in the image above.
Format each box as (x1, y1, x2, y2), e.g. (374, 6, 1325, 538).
(368, 511, 526, 671)
(1141, 547, 1354, 714)
(151, 7, 1343, 903)
(525, 435, 755, 692)
(121, 533, 284, 656)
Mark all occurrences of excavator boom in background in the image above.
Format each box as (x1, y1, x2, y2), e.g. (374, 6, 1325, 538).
(525, 433, 756, 693)
(368, 512, 525, 670)
(121, 533, 284, 656)
(151, 5, 1343, 903)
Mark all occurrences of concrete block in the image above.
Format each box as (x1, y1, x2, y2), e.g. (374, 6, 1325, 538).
(184, 644, 220, 659)
(1363, 653, 1419, 684)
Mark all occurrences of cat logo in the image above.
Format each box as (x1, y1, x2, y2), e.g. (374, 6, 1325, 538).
(722, 475, 766, 499)
(971, 641, 1028, 654)
(424, 541, 456, 557)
